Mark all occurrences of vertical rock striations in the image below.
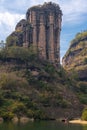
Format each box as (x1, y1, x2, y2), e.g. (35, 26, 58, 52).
(7, 2, 62, 65)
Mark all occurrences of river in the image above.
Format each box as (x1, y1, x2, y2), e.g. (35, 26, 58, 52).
(0, 121, 87, 130)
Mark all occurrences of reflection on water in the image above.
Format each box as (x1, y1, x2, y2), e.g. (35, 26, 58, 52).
(0, 121, 87, 130)
(83, 125, 87, 130)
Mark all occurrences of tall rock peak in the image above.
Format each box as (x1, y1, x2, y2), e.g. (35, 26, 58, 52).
(7, 2, 62, 65)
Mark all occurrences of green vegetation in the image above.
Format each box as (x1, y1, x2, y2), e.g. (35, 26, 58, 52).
(0, 44, 80, 120)
(84, 58, 87, 64)
(77, 82, 87, 104)
(6, 35, 19, 47)
(70, 31, 87, 47)
(64, 31, 87, 60)
(63, 30, 87, 74)
(81, 108, 87, 121)
(0, 46, 37, 62)
(78, 82, 87, 94)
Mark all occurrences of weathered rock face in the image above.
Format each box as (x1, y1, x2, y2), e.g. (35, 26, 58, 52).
(6, 2, 62, 65)
(62, 31, 87, 81)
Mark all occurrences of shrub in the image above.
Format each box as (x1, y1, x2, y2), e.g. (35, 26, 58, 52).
(12, 102, 27, 116)
(81, 108, 87, 121)
(27, 109, 34, 118)
(33, 109, 47, 120)
(6, 35, 18, 47)
(44, 63, 56, 75)
(0, 94, 5, 106)
(40, 96, 50, 107)
(84, 58, 87, 64)
(0, 46, 38, 62)
(0, 73, 29, 92)
(78, 94, 87, 104)
(1, 111, 14, 120)
(78, 82, 87, 94)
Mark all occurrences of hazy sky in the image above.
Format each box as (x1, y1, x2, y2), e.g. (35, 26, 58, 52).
(0, 0, 87, 58)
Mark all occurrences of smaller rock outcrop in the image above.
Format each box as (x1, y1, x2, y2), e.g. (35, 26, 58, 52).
(15, 19, 29, 32)
(62, 31, 87, 81)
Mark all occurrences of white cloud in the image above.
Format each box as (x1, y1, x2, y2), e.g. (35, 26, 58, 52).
(60, 0, 87, 14)
(1, 0, 87, 26)
(59, 0, 87, 25)
(0, 11, 24, 41)
(0, 12, 24, 29)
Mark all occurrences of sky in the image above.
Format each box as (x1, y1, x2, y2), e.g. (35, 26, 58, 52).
(0, 0, 87, 59)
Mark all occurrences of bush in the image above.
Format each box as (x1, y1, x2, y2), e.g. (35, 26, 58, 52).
(0, 73, 29, 92)
(33, 109, 47, 120)
(6, 35, 18, 47)
(27, 109, 34, 118)
(0, 95, 5, 106)
(78, 82, 87, 94)
(44, 63, 56, 75)
(40, 95, 50, 107)
(84, 58, 87, 64)
(78, 94, 87, 104)
(1, 111, 14, 120)
(12, 102, 27, 116)
(0, 46, 37, 62)
(81, 108, 87, 121)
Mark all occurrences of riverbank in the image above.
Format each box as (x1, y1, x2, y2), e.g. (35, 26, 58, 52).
(69, 119, 87, 124)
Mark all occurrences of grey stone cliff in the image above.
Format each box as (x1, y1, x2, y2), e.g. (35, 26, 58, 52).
(7, 2, 62, 65)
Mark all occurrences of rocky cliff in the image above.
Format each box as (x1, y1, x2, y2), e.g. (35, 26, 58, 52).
(6, 2, 62, 65)
(62, 31, 87, 81)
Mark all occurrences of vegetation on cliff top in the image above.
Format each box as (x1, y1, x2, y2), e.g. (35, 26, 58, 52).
(64, 31, 87, 58)
(63, 30, 87, 72)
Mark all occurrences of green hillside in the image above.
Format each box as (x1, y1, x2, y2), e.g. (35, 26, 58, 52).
(0, 46, 82, 121)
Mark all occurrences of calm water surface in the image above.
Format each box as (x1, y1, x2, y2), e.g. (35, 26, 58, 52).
(0, 121, 87, 130)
